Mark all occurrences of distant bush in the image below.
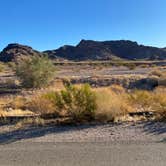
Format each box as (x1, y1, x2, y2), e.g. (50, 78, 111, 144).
(0, 63, 5, 72)
(150, 70, 166, 87)
(150, 69, 163, 77)
(14, 56, 55, 88)
(125, 63, 136, 70)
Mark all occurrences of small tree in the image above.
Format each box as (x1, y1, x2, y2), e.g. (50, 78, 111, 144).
(15, 55, 55, 88)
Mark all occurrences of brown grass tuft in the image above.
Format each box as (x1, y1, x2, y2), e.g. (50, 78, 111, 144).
(95, 88, 134, 122)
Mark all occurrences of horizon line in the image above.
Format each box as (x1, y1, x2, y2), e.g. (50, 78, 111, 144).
(0, 39, 165, 52)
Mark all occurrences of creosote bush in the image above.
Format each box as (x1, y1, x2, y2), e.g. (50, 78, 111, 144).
(54, 82, 97, 121)
(29, 83, 97, 122)
(14, 55, 55, 88)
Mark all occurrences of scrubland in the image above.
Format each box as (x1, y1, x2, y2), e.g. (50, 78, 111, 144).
(0, 57, 166, 128)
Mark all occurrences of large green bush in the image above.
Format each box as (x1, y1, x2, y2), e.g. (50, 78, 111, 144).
(15, 55, 55, 88)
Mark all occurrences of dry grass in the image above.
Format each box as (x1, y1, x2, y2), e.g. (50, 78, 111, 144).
(95, 87, 134, 122)
(128, 87, 166, 120)
(0, 97, 34, 117)
(0, 62, 6, 72)
(95, 85, 166, 122)
(109, 84, 126, 94)
(15, 117, 45, 129)
(27, 94, 57, 116)
(0, 83, 166, 123)
(150, 68, 166, 87)
(2, 109, 34, 117)
(150, 69, 163, 77)
(150, 68, 166, 78)
(9, 96, 27, 110)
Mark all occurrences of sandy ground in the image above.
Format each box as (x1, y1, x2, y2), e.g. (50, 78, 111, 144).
(56, 66, 153, 78)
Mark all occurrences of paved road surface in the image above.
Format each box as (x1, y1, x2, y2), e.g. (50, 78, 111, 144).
(0, 142, 166, 166)
(0, 122, 165, 166)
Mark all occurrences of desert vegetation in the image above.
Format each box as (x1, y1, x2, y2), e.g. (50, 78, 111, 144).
(14, 55, 55, 88)
(0, 62, 5, 72)
(0, 58, 165, 127)
(1, 84, 165, 126)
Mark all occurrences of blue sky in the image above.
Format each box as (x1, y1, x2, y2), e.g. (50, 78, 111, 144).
(0, 0, 166, 51)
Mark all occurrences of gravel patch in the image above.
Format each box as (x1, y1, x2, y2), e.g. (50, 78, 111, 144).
(0, 122, 165, 144)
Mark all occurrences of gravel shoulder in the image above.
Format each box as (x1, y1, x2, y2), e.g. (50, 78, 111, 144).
(0, 121, 165, 144)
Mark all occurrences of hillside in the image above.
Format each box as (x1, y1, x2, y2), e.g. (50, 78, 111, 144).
(44, 40, 166, 61)
(1, 40, 166, 62)
(0, 43, 43, 62)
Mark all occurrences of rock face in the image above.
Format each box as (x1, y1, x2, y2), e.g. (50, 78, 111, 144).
(1, 40, 166, 62)
(0, 43, 43, 62)
(44, 40, 166, 61)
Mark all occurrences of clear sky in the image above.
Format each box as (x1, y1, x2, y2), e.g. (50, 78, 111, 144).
(0, 0, 166, 51)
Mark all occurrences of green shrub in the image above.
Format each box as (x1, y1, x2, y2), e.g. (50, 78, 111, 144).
(44, 83, 97, 122)
(14, 55, 55, 88)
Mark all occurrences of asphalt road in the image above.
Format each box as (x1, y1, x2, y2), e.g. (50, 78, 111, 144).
(0, 142, 166, 166)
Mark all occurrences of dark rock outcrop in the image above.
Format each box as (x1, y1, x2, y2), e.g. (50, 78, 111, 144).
(44, 40, 166, 61)
(1, 40, 166, 62)
(0, 43, 43, 62)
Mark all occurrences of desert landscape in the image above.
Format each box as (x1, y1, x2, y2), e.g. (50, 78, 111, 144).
(0, 56, 166, 165)
(1, 0, 166, 165)
(0, 51, 165, 132)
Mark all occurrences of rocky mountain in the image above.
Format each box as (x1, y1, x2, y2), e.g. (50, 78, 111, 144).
(44, 40, 166, 61)
(1, 40, 166, 62)
(0, 43, 43, 62)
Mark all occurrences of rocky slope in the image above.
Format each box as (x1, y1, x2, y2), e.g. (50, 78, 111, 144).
(1, 40, 166, 62)
(44, 40, 166, 61)
(0, 43, 43, 62)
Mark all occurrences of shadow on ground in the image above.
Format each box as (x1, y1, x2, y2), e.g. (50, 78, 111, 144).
(142, 121, 166, 143)
(0, 121, 165, 145)
(0, 124, 99, 144)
